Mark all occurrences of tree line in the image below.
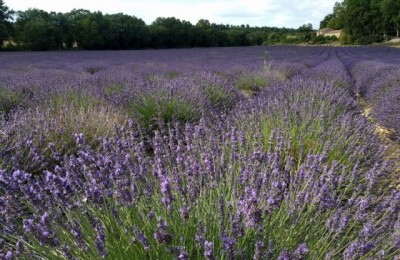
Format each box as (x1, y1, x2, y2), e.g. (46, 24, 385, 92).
(0, 1, 317, 51)
(320, 0, 400, 44)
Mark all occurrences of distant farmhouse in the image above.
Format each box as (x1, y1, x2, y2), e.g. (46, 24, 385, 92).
(2, 40, 12, 47)
(317, 28, 342, 38)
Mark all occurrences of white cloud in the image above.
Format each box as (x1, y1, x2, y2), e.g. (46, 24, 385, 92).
(4, 0, 337, 28)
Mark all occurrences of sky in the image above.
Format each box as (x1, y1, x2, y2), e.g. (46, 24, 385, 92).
(4, 0, 337, 29)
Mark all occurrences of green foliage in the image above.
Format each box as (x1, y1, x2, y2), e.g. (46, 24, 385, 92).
(356, 34, 384, 45)
(203, 84, 237, 110)
(125, 94, 201, 135)
(149, 17, 194, 48)
(298, 23, 313, 33)
(75, 12, 107, 50)
(166, 71, 179, 79)
(104, 84, 123, 96)
(326, 18, 341, 30)
(322, 0, 400, 44)
(312, 35, 328, 44)
(0, 0, 13, 47)
(5, 7, 315, 51)
(13, 9, 61, 50)
(320, 13, 335, 29)
(234, 75, 270, 93)
(339, 31, 350, 45)
(0, 88, 23, 117)
(104, 13, 149, 49)
(49, 91, 103, 111)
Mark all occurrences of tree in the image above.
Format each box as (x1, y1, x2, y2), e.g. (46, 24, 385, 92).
(322, 0, 386, 44)
(14, 9, 60, 50)
(150, 17, 193, 48)
(320, 14, 335, 29)
(298, 23, 313, 33)
(0, 0, 14, 47)
(193, 19, 213, 46)
(381, 0, 400, 37)
(247, 31, 267, 45)
(104, 14, 149, 49)
(72, 11, 108, 50)
(64, 9, 91, 48)
(225, 28, 249, 46)
(297, 23, 314, 42)
(50, 12, 71, 49)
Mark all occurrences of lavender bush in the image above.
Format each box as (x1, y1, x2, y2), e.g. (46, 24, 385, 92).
(0, 95, 126, 173)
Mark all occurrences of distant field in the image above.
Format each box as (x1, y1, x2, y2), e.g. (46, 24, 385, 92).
(1, 46, 400, 259)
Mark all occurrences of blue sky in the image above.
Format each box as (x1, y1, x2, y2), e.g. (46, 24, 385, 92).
(4, 0, 337, 29)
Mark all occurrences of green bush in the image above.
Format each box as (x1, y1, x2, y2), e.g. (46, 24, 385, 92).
(234, 75, 270, 93)
(0, 88, 24, 117)
(104, 84, 124, 96)
(356, 35, 384, 45)
(203, 84, 237, 110)
(125, 94, 202, 136)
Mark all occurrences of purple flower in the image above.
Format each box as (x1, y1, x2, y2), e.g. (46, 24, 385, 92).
(40, 212, 50, 225)
(168, 246, 189, 260)
(195, 222, 205, 249)
(160, 175, 173, 211)
(147, 210, 155, 221)
(180, 205, 190, 223)
(62, 245, 77, 259)
(69, 221, 88, 251)
(253, 241, 264, 260)
(204, 241, 215, 260)
(343, 241, 359, 260)
(277, 249, 291, 260)
(23, 219, 34, 233)
(238, 186, 262, 228)
(154, 217, 172, 245)
(5, 250, 12, 260)
(74, 133, 85, 145)
(358, 221, 374, 240)
(94, 220, 107, 258)
(294, 243, 309, 258)
(132, 226, 150, 251)
(15, 238, 24, 256)
(220, 232, 236, 258)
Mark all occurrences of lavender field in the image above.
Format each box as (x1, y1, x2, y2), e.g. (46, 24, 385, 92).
(1, 46, 400, 259)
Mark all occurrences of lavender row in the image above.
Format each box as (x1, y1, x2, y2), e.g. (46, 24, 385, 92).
(348, 60, 400, 138)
